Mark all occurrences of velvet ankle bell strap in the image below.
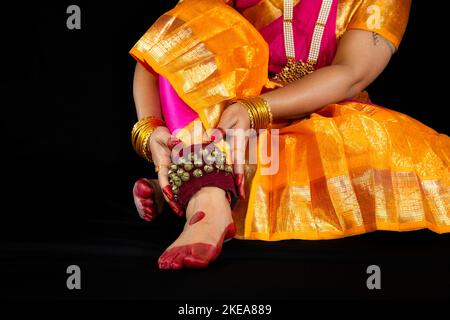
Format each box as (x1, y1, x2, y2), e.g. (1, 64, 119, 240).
(168, 143, 239, 209)
(177, 171, 238, 209)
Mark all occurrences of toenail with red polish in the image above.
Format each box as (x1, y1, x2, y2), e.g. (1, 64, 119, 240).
(157, 222, 236, 270)
(134, 179, 153, 198)
(140, 199, 154, 208)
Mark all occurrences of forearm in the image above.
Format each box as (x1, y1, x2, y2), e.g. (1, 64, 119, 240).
(133, 62, 163, 120)
(262, 63, 362, 120)
(261, 30, 393, 121)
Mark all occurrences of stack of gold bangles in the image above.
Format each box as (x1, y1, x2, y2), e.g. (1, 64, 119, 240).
(237, 96, 273, 130)
(131, 116, 166, 162)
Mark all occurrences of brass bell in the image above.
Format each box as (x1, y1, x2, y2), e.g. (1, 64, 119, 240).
(172, 176, 182, 187)
(170, 164, 178, 171)
(171, 185, 179, 194)
(204, 165, 214, 173)
(215, 154, 225, 165)
(194, 161, 203, 168)
(193, 169, 203, 178)
(183, 163, 194, 171)
(225, 165, 234, 173)
(181, 172, 190, 182)
(177, 168, 185, 176)
(169, 172, 177, 180)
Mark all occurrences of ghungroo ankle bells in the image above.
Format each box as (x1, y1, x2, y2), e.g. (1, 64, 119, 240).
(168, 143, 238, 208)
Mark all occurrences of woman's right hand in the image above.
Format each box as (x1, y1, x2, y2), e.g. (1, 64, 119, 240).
(148, 126, 184, 216)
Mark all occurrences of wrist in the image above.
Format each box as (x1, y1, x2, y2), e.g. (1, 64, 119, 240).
(236, 96, 273, 130)
(131, 116, 166, 162)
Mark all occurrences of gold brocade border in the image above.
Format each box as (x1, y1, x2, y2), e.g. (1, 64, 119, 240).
(238, 0, 397, 43)
(240, 0, 301, 30)
(237, 222, 450, 241)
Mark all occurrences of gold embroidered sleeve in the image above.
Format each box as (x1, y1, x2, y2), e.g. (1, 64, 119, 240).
(338, 0, 411, 50)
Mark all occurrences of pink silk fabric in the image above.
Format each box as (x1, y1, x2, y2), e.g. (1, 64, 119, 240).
(255, 0, 338, 73)
(158, 75, 198, 134)
(160, 0, 338, 133)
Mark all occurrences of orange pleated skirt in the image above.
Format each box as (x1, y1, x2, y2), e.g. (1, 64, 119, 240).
(232, 98, 450, 240)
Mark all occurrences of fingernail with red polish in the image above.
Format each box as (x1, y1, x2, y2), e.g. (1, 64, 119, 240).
(235, 174, 245, 200)
(168, 138, 181, 149)
(226, 192, 232, 205)
(239, 183, 246, 200)
(175, 205, 184, 217)
(169, 201, 183, 217)
(241, 176, 246, 200)
(235, 174, 243, 187)
(162, 186, 174, 201)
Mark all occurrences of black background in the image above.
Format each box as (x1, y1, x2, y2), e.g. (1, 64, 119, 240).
(1, 0, 449, 302)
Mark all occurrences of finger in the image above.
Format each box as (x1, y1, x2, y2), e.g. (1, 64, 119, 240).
(168, 200, 184, 217)
(235, 170, 245, 200)
(230, 128, 247, 200)
(157, 167, 184, 216)
(156, 164, 172, 201)
(167, 136, 182, 150)
(214, 111, 237, 142)
(155, 157, 185, 216)
(210, 127, 227, 143)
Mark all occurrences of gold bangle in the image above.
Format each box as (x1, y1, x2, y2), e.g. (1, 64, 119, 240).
(237, 97, 273, 130)
(131, 116, 166, 162)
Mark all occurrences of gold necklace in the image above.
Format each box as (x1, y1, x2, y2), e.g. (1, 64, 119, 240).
(272, 0, 333, 84)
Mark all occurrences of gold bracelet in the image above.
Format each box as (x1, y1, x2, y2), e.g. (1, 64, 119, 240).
(131, 116, 166, 162)
(237, 97, 273, 130)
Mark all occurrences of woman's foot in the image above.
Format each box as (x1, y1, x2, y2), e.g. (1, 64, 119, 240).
(133, 178, 165, 222)
(158, 187, 235, 269)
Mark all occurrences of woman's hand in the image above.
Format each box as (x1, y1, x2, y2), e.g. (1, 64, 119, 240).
(148, 126, 184, 216)
(215, 102, 250, 200)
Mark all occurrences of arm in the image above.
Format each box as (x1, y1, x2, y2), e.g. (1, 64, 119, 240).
(132, 62, 184, 215)
(133, 62, 163, 120)
(216, 29, 396, 199)
(263, 29, 394, 119)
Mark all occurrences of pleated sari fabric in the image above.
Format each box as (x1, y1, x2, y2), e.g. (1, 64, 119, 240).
(130, 0, 450, 240)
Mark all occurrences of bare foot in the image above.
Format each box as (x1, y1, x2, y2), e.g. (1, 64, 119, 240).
(158, 187, 235, 269)
(133, 178, 165, 222)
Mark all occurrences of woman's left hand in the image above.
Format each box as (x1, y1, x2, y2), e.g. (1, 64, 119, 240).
(215, 102, 250, 200)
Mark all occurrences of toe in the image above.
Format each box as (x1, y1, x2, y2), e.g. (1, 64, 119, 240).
(140, 198, 154, 208)
(170, 250, 187, 270)
(183, 244, 217, 269)
(183, 255, 209, 269)
(134, 178, 154, 198)
(158, 250, 172, 269)
(134, 179, 158, 221)
(158, 248, 184, 270)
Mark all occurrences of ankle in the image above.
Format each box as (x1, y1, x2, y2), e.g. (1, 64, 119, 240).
(190, 187, 226, 203)
(186, 187, 230, 220)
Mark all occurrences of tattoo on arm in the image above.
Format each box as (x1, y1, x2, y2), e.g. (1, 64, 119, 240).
(372, 32, 380, 46)
(372, 31, 395, 53)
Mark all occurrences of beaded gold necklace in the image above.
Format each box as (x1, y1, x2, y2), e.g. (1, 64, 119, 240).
(272, 0, 333, 84)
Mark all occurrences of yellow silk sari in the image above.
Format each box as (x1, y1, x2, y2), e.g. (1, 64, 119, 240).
(131, 0, 450, 240)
